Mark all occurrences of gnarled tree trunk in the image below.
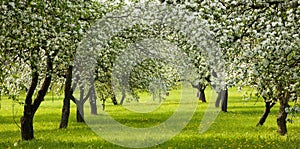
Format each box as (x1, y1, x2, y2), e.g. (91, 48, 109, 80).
(256, 101, 276, 126)
(21, 52, 55, 140)
(59, 65, 72, 128)
(21, 66, 38, 140)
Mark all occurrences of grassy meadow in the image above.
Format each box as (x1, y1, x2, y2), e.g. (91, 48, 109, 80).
(0, 87, 299, 149)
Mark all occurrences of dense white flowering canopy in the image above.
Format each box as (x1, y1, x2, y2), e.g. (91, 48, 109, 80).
(0, 0, 105, 98)
(186, 0, 300, 102)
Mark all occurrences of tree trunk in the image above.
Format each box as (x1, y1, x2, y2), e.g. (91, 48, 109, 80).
(89, 99, 97, 115)
(277, 93, 289, 135)
(21, 52, 55, 140)
(76, 87, 85, 123)
(120, 90, 126, 105)
(198, 87, 206, 102)
(221, 89, 228, 112)
(76, 102, 85, 123)
(111, 95, 118, 105)
(102, 98, 106, 111)
(73, 84, 93, 122)
(191, 82, 206, 102)
(89, 85, 97, 115)
(256, 101, 276, 126)
(21, 68, 38, 140)
(216, 89, 228, 112)
(20, 105, 34, 140)
(59, 65, 72, 128)
(215, 91, 221, 107)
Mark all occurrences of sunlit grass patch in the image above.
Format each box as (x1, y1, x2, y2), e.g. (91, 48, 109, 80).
(0, 87, 299, 148)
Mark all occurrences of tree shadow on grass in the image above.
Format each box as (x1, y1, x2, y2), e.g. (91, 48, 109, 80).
(1, 120, 299, 149)
(3, 130, 299, 149)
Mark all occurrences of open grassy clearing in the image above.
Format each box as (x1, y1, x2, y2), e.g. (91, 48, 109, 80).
(0, 87, 299, 149)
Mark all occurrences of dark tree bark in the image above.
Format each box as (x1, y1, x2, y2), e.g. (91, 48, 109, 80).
(205, 70, 228, 111)
(216, 89, 228, 112)
(101, 98, 106, 111)
(20, 113, 34, 140)
(256, 101, 276, 126)
(277, 92, 289, 136)
(59, 65, 72, 128)
(111, 95, 118, 105)
(191, 82, 206, 102)
(198, 87, 206, 102)
(60, 68, 96, 125)
(89, 84, 97, 115)
(20, 68, 38, 140)
(221, 89, 228, 112)
(21, 52, 55, 140)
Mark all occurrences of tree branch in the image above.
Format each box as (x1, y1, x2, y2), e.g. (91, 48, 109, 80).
(32, 50, 58, 114)
(25, 65, 39, 106)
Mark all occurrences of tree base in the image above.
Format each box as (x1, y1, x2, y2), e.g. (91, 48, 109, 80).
(20, 116, 34, 140)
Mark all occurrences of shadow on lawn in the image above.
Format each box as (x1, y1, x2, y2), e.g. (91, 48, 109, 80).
(1, 118, 299, 149)
(2, 129, 299, 149)
(0, 115, 20, 124)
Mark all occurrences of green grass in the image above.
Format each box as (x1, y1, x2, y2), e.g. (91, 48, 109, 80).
(0, 87, 299, 149)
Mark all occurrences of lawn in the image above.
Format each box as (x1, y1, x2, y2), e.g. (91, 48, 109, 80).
(0, 87, 299, 149)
